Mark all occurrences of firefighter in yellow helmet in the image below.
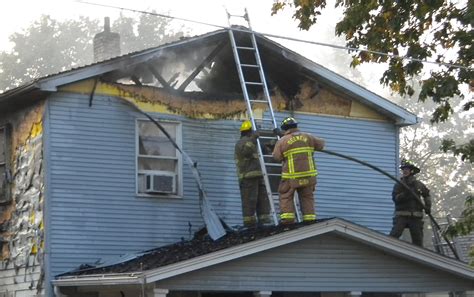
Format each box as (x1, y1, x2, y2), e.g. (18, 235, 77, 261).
(234, 120, 271, 228)
(389, 159, 431, 247)
(272, 117, 325, 224)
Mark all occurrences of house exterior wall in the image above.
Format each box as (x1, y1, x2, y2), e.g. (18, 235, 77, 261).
(276, 111, 396, 232)
(156, 233, 473, 292)
(46, 90, 398, 279)
(0, 101, 46, 296)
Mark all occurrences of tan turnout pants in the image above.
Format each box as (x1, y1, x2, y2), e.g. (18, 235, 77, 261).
(278, 177, 316, 223)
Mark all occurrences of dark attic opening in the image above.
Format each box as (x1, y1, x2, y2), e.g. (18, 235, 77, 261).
(95, 28, 316, 116)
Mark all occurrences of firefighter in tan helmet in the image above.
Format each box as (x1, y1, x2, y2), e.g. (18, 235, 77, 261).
(234, 120, 271, 228)
(272, 117, 325, 224)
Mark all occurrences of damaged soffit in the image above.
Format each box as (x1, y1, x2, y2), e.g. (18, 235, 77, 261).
(0, 28, 416, 125)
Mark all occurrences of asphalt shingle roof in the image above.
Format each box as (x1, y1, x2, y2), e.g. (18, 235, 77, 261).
(59, 220, 328, 277)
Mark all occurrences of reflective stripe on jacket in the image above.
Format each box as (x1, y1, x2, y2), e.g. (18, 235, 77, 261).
(273, 128, 325, 180)
(234, 135, 262, 180)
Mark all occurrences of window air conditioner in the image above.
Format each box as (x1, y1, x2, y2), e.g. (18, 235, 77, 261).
(145, 173, 176, 194)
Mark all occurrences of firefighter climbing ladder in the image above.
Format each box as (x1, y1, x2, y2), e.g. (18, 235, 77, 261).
(227, 9, 302, 225)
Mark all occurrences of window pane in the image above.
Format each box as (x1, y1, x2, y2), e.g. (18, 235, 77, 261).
(138, 122, 176, 157)
(137, 173, 146, 193)
(0, 164, 5, 197)
(0, 128, 5, 163)
(138, 157, 177, 172)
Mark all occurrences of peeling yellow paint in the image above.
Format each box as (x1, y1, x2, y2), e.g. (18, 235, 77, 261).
(31, 243, 37, 255)
(60, 78, 389, 122)
(350, 100, 386, 121)
(60, 79, 267, 120)
(30, 121, 43, 138)
(294, 81, 351, 116)
(12, 102, 45, 155)
(1, 100, 44, 269)
(29, 211, 35, 225)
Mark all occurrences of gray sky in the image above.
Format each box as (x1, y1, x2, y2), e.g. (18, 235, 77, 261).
(0, 0, 326, 51)
(0, 0, 391, 95)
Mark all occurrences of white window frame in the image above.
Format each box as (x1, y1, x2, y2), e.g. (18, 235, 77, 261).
(135, 119, 183, 198)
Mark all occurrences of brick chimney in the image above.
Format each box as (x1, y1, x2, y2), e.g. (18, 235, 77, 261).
(93, 17, 120, 62)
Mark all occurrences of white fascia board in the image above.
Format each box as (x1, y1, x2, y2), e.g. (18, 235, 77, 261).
(52, 274, 143, 287)
(37, 30, 227, 92)
(51, 222, 335, 287)
(330, 220, 474, 279)
(144, 221, 338, 283)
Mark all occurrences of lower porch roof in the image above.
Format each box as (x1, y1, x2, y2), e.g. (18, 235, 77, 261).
(53, 218, 474, 293)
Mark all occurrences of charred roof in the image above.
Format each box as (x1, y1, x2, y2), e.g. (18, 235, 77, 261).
(58, 220, 329, 277)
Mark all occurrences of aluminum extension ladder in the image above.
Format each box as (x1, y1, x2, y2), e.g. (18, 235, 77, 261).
(227, 9, 302, 225)
(431, 215, 461, 259)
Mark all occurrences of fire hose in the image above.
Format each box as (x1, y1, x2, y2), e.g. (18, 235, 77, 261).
(87, 79, 226, 241)
(320, 149, 460, 260)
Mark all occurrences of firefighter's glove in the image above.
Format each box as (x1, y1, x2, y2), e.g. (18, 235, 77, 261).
(251, 131, 260, 139)
(273, 128, 282, 137)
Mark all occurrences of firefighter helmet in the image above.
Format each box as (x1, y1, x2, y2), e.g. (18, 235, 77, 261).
(281, 117, 298, 130)
(400, 159, 420, 174)
(240, 120, 252, 132)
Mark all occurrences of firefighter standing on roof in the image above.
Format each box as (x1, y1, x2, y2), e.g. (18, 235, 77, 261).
(389, 160, 431, 247)
(272, 117, 325, 224)
(234, 120, 271, 228)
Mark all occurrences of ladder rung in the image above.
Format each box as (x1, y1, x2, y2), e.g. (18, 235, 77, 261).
(236, 46, 255, 50)
(245, 82, 263, 85)
(249, 99, 268, 103)
(265, 163, 282, 167)
(241, 64, 259, 68)
(267, 173, 281, 177)
(259, 136, 278, 140)
(228, 13, 246, 18)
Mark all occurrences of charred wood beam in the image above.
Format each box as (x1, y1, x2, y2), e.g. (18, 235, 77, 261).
(177, 40, 228, 92)
(147, 65, 172, 90)
(167, 73, 180, 88)
(130, 75, 142, 86)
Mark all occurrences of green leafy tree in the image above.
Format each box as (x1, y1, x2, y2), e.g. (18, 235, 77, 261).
(272, 0, 474, 261)
(113, 12, 186, 54)
(0, 13, 186, 92)
(396, 92, 473, 218)
(0, 15, 100, 91)
(446, 195, 474, 236)
(446, 195, 474, 265)
(271, 0, 473, 153)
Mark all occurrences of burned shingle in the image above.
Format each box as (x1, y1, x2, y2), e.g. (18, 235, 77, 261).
(60, 220, 328, 277)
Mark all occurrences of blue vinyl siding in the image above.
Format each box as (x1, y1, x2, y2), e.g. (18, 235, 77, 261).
(274, 112, 396, 232)
(157, 234, 472, 292)
(46, 93, 397, 275)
